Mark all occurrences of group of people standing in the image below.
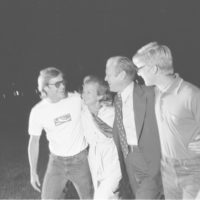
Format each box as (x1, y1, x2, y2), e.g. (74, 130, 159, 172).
(28, 41, 200, 199)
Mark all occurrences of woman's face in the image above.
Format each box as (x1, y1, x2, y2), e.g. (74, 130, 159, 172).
(82, 82, 100, 106)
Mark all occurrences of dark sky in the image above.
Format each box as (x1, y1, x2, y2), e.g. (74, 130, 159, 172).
(0, 0, 200, 92)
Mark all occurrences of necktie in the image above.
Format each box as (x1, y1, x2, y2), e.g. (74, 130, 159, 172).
(92, 113, 113, 138)
(115, 94, 129, 157)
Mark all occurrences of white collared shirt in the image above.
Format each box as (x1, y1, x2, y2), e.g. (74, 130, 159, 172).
(120, 82, 138, 145)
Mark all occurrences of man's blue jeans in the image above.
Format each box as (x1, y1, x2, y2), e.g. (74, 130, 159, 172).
(41, 148, 94, 199)
(161, 156, 200, 199)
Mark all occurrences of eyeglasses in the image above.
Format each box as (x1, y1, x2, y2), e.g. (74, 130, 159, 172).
(48, 80, 66, 88)
(136, 65, 146, 73)
(136, 65, 153, 73)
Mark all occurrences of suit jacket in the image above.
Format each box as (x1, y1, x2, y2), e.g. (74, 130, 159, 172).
(113, 82, 162, 196)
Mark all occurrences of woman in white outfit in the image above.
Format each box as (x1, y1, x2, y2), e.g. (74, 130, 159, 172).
(81, 75, 122, 199)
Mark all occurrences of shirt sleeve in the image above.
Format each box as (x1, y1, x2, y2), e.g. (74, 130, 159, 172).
(28, 107, 43, 136)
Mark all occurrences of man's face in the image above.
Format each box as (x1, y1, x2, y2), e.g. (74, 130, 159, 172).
(45, 74, 66, 102)
(133, 58, 155, 86)
(105, 61, 121, 92)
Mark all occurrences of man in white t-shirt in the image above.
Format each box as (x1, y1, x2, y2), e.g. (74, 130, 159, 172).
(28, 67, 93, 199)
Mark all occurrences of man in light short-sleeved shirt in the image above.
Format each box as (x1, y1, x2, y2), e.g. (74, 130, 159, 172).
(28, 67, 93, 199)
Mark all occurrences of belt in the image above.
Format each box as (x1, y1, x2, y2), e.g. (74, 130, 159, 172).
(162, 155, 200, 167)
(128, 145, 138, 153)
(50, 147, 89, 160)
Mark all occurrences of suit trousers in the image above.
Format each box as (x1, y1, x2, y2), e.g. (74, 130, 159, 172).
(124, 147, 163, 199)
(41, 148, 93, 199)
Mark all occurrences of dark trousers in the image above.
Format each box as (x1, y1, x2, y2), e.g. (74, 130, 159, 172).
(124, 147, 163, 199)
(41, 148, 93, 199)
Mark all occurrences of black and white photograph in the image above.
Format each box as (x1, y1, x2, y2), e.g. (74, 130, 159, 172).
(0, 0, 200, 199)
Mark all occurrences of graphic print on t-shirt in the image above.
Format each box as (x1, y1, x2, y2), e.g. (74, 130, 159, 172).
(54, 113, 72, 126)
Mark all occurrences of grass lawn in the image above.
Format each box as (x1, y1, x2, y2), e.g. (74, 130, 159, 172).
(0, 131, 46, 199)
(0, 130, 78, 199)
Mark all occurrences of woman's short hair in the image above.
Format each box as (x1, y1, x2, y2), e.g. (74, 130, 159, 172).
(83, 75, 113, 104)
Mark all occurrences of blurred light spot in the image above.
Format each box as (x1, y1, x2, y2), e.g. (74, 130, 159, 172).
(13, 91, 20, 96)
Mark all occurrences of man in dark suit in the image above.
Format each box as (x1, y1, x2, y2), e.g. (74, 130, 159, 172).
(105, 56, 163, 199)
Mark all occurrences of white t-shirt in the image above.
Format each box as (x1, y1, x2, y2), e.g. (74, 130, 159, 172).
(29, 93, 87, 156)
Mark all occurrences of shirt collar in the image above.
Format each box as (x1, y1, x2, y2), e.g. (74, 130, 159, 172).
(119, 82, 134, 102)
(158, 73, 183, 94)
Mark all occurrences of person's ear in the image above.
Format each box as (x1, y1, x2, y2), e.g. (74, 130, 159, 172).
(97, 95, 103, 101)
(118, 70, 126, 80)
(43, 85, 49, 93)
(152, 65, 158, 74)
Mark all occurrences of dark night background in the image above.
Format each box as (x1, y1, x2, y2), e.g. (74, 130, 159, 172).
(0, 0, 200, 198)
(1, 0, 200, 131)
